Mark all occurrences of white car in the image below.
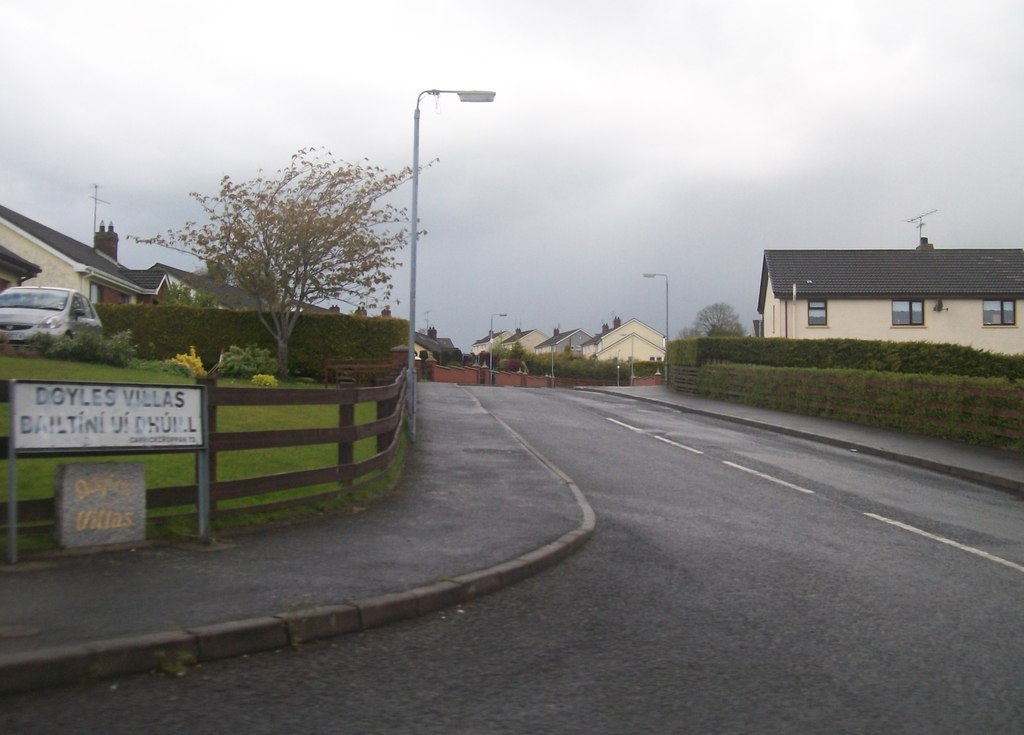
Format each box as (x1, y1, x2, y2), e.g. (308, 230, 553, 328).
(0, 286, 103, 342)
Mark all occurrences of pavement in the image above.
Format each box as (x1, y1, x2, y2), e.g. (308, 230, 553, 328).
(1, 381, 1022, 695)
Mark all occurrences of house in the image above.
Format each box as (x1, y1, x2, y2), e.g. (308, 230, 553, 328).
(581, 316, 666, 362)
(501, 327, 549, 354)
(0, 203, 169, 303)
(757, 239, 1024, 354)
(148, 261, 266, 310)
(534, 327, 593, 355)
(414, 326, 458, 358)
(471, 329, 511, 356)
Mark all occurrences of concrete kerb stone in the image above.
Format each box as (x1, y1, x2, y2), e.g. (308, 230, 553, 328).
(276, 604, 361, 645)
(411, 579, 469, 616)
(87, 630, 199, 680)
(188, 617, 290, 661)
(0, 644, 94, 695)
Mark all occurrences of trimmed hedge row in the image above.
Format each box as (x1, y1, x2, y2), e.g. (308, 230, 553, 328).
(520, 352, 664, 382)
(96, 305, 407, 378)
(696, 363, 1024, 452)
(669, 336, 1024, 380)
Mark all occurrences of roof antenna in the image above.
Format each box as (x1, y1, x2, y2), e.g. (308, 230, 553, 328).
(90, 184, 110, 233)
(906, 209, 938, 241)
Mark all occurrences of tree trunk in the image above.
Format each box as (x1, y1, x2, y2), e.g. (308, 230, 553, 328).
(276, 337, 289, 378)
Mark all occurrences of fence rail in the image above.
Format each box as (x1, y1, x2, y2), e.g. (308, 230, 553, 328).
(1, 372, 406, 540)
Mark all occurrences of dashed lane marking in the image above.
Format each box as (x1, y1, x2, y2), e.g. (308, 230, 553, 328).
(721, 460, 816, 494)
(606, 418, 703, 454)
(864, 512, 1024, 575)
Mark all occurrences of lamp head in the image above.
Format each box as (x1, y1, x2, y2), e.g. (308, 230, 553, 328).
(457, 91, 497, 103)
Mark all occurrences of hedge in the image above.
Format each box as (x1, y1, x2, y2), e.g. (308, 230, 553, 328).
(696, 363, 1024, 452)
(96, 304, 407, 378)
(669, 336, 1024, 381)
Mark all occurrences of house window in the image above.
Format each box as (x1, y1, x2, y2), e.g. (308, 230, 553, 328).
(808, 300, 827, 326)
(892, 299, 924, 326)
(983, 300, 1016, 325)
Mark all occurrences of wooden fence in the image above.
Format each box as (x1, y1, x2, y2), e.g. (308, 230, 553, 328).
(1, 372, 406, 541)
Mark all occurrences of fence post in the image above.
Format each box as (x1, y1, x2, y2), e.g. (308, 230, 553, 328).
(337, 385, 356, 469)
(197, 377, 218, 520)
(377, 394, 396, 454)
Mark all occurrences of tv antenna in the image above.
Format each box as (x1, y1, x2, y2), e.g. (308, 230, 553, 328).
(90, 184, 110, 233)
(906, 209, 938, 240)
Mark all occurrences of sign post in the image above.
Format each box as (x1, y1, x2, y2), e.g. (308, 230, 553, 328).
(5, 381, 208, 564)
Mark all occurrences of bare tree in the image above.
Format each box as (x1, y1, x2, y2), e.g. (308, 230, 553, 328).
(691, 302, 746, 337)
(138, 148, 412, 375)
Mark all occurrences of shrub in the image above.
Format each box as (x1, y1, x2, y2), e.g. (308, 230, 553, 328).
(28, 330, 137, 368)
(215, 345, 277, 379)
(251, 373, 279, 387)
(166, 346, 207, 377)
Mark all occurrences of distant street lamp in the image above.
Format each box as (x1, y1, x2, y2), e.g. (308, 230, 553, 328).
(643, 272, 669, 368)
(489, 312, 506, 384)
(407, 89, 496, 442)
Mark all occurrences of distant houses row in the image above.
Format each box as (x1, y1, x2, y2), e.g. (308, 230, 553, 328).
(413, 316, 668, 364)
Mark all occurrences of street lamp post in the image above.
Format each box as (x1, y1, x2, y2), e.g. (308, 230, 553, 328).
(489, 311, 506, 384)
(643, 272, 669, 374)
(407, 89, 495, 442)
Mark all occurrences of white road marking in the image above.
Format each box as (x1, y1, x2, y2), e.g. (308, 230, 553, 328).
(721, 461, 816, 494)
(864, 512, 1024, 575)
(606, 418, 643, 432)
(606, 418, 703, 454)
(653, 435, 704, 455)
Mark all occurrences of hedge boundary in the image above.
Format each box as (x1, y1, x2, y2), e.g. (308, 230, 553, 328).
(695, 363, 1024, 452)
(96, 305, 407, 378)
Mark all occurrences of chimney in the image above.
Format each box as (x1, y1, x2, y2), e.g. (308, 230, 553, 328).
(601, 322, 609, 334)
(553, 327, 560, 337)
(427, 326, 437, 340)
(94, 222, 119, 261)
(613, 316, 622, 329)
(917, 236, 934, 252)
(381, 306, 392, 318)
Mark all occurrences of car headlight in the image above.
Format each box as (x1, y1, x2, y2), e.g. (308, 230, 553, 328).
(42, 315, 64, 329)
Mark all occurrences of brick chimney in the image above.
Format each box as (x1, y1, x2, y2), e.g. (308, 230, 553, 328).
(553, 327, 560, 337)
(94, 222, 119, 261)
(613, 316, 622, 329)
(916, 236, 934, 251)
(427, 326, 437, 340)
(381, 306, 392, 318)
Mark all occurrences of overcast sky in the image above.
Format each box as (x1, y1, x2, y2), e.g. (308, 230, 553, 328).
(4, 1, 1023, 351)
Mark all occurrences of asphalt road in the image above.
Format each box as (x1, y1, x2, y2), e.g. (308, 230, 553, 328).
(4, 387, 1023, 734)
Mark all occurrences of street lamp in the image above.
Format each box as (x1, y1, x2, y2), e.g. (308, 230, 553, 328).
(407, 89, 496, 442)
(643, 273, 669, 370)
(489, 311, 506, 384)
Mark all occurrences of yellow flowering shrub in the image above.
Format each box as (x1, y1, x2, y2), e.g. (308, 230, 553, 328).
(251, 374, 278, 387)
(168, 346, 207, 377)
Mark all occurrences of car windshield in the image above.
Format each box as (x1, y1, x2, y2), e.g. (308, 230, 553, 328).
(0, 289, 69, 311)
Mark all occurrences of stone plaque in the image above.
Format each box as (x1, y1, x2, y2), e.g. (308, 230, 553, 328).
(55, 463, 146, 548)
